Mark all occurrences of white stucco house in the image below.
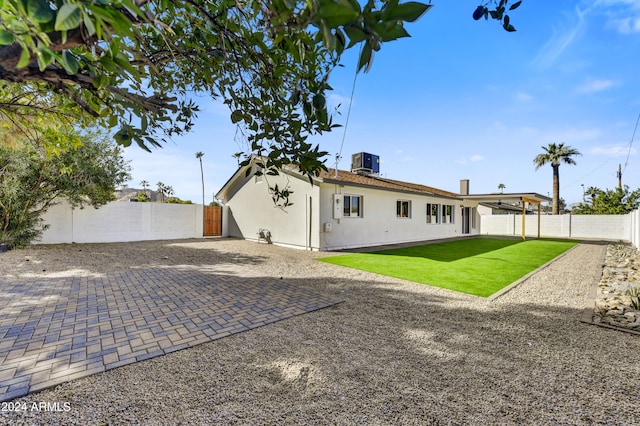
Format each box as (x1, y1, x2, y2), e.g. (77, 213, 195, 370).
(216, 155, 550, 251)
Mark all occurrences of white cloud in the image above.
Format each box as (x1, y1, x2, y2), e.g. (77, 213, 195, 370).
(545, 127, 603, 144)
(532, 7, 586, 69)
(487, 121, 508, 132)
(455, 155, 485, 165)
(575, 78, 617, 93)
(609, 17, 640, 33)
(591, 145, 637, 156)
(588, 0, 640, 33)
(327, 93, 353, 112)
(515, 92, 534, 102)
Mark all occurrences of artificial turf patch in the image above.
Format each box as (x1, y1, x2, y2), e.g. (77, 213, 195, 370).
(318, 238, 578, 297)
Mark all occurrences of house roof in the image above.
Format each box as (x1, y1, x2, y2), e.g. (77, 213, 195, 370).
(318, 169, 460, 199)
(216, 158, 548, 204)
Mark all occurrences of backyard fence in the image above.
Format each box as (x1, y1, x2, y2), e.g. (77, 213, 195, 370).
(480, 211, 639, 246)
(38, 201, 204, 244)
(36, 201, 640, 249)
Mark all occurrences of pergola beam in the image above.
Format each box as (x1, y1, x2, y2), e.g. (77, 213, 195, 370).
(459, 193, 550, 241)
(520, 197, 542, 240)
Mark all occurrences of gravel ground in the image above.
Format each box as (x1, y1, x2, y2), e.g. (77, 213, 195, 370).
(1, 238, 639, 425)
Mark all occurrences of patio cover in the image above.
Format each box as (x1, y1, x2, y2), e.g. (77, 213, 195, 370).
(462, 193, 552, 240)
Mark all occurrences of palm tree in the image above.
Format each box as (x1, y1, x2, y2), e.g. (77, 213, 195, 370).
(585, 186, 600, 207)
(156, 181, 166, 203)
(195, 152, 205, 206)
(140, 180, 149, 196)
(533, 143, 581, 215)
(498, 183, 506, 194)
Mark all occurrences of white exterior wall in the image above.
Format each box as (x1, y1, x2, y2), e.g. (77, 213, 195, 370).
(480, 213, 629, 240)
(223, 173, 320, 250)
(38, 201, 204, 244)
(318, 183, 479, 250)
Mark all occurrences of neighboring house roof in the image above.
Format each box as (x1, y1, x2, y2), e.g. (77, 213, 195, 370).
(318, 169, 460, 199)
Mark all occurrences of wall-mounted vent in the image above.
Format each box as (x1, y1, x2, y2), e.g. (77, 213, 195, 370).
(351, 152, 380, 176)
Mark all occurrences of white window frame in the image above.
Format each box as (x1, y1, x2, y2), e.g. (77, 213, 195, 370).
(343, 195, 363, 218)
(397, 200, 411, 218)
(426, 203, 440, 224)
(442, 204, 454, 224)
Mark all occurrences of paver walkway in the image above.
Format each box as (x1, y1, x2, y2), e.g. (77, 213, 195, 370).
(0, 267, 341, 402)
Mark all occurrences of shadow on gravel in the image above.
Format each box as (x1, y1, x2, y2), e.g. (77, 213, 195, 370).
(1, 239, 269, 278)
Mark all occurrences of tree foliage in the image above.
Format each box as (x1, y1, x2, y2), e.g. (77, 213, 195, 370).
(0, 0, 523, 183)
(0, 127, 131, 247)
(166, 196, 192, 204)
(132, 191, 150, 202)
(573, 186, 640, 215)
(472, 0, 522, 31)
(533, 142, 581, 215)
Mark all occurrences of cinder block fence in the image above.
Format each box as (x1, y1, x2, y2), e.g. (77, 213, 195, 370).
(38, 201, 203, 244)
(37, 201, 640, 250)
(480, 211, 639, 248)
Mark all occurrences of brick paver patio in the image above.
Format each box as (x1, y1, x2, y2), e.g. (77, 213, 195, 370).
(0, 267, 340, 402)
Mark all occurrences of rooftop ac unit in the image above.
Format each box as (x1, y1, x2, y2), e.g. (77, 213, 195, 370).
(351, 152, 380, 175)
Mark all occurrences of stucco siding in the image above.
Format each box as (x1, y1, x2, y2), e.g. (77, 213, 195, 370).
(318, 183, 478, 250)
(224, 173, 320, 249)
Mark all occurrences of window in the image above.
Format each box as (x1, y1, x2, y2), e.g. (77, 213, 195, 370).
(343, 195, 363, 217)
(426, 203, 440, 224)
(397, 200, 411, 218)
(442, 204, 454, 223)
(471, 207, 476, 229)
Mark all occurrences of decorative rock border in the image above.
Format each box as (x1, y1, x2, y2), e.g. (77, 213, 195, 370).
(583, 241, 640, 334)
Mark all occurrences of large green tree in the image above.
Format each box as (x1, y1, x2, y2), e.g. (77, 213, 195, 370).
(0, 0, 522, 183)
(0, 126, 131, 247)
(533, 142, 581, 215)
(573, 186, 640, 215)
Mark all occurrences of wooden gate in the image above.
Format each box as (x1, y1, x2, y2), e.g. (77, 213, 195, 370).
(203, 206, 222, 236)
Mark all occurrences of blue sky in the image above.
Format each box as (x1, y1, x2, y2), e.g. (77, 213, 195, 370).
(122, 0, 640, 207)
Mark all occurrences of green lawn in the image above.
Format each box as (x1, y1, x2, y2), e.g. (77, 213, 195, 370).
(318, 238, 578, 297)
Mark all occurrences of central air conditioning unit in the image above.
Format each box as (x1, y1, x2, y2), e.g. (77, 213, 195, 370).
(351, 152, 380, 176)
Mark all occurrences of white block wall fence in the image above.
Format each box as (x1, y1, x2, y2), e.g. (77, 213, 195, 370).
(38, 201, 204, 244)
(480, 211, 640, 247)
(35, 200, 640, 249)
